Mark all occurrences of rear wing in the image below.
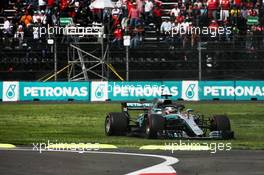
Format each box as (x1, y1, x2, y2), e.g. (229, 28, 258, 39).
(121, 102, 153, 112)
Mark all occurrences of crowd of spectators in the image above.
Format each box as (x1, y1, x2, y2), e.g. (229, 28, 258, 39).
(0, 0, 264, 50)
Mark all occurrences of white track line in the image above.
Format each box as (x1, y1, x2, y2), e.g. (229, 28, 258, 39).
(0, 148, 179, 175)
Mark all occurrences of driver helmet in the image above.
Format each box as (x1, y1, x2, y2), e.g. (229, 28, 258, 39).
(164, 107, 176, 114)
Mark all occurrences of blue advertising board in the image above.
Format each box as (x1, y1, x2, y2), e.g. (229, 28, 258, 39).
(1, 81, 264, 102)
(19, 82, 90, 101)
(234, 81, 264, 100)
(199, 81, 235, 100)
(108, 81, 163, 101)
(90, 81, 182, 101)
(0, 82, 2, 100)
(161, 81, 182, 100)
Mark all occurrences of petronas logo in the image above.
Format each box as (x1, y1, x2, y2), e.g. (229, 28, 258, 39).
(95, 84, 105, 98)
(6, 84, 16, 99)
(185, 84, 196, 99)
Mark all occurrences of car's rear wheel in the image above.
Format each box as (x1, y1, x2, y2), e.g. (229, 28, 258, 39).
(105, 112, 128, 136)
(145, 114, 165, 139)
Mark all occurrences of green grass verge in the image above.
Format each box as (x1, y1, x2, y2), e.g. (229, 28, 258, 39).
(0, 102, 263, 149)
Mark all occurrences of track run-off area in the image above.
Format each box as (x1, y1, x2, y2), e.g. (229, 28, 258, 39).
(0, 146, 263, 175)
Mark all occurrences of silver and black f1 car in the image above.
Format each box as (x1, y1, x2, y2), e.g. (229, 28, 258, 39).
(105, 98, 234, 139)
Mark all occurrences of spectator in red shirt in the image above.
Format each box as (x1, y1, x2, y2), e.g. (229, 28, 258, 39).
(233, 0, 242, 7)
(154, 0, 162, 7)
(127, 0, 133, 13)
(112, 6, 122, 28)
(209, 20, 219, 38)
(176, 12, 185, 24)
(48, 0, 55, 8)
(128, 2, 140, 28)
(153, 4, 162, 17)
(209, 20, 219, 29)
(60, 0, 68, 11)
(153, 4, 162, 41)
(207, 0, 219, 19)
(220, 0, 230, 21)
(112, 25, 123, 49)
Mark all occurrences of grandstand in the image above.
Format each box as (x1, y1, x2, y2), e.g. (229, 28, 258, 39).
(0, 0, 264, 81)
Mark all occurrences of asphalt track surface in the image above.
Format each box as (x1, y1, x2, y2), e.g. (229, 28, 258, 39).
(0, 149, 263, 175)
(0, 149, 163, 175)
(171, 150, 264, 175)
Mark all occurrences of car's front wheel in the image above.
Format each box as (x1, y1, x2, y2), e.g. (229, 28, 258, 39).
(211, 115, 231, 131)
(210, 115, 234, 139)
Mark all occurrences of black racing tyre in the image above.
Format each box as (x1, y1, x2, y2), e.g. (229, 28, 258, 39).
(211, 115, 231, 131)
(105, 112, 128, 136)
(145, 114, 165, 139)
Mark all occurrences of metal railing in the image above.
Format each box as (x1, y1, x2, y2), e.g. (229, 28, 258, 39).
(1, 34, 264, 81)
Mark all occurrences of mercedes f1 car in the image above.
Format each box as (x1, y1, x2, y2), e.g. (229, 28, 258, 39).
(105, 98, 234, 139)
